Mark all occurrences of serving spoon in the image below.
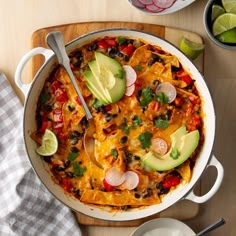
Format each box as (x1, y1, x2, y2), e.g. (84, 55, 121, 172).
(46, 31, 102, 169)
(196, 218, 225, 236)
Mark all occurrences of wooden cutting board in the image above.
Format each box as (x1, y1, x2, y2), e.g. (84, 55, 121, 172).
(30, 21, 204, 227)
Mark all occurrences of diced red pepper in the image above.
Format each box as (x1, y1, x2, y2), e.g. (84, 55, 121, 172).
(176, 69, 192, 86)
(104, 39, 117, 47)
(62, 178, 71, 192)
(121, 44, 135, 57)
(103, 178, 114, 191)
(149, 100, 160, 111)
(174, 96, 182, 107)
(97, 40, 109, 49)
(51, 81, 68, 103)
(189, 96, 198, 105)
(118, 44, 126, 51)
(75, 96, 82, 105)
(53, 122, 64, 135)
(40, 121, 48, 133)
(104, 104, 112, 112)
(163, 176, 180, 189)
(53, 108, 63, 122)
(192, 114, 201, 128)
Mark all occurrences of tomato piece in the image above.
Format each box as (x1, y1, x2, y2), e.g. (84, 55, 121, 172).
(193, 114, 201, 128)
(149, 100, 160, 111)
(62, 178, 71, 192)
(51, 81, 68, 103)
(40, 121, 48, 133)
(75, 96, 81, 105)
(104, 104, 112, 112)
(51, 81, 61, 93)
(104, 39, 117, 47)
(53, 108, 63, 122)
(53, 122, 63, 135)
(174, 96, 182, 107)
(103, 178, 114, 191)
(176, 69, 192, 86)
(163, 176, 180, 189)
(189, 96, 198, 105)
(121, 44, 135, 57)
(97, 40, 109, 49)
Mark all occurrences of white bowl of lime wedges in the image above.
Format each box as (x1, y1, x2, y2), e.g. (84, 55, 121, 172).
(204, 0, 236, 49)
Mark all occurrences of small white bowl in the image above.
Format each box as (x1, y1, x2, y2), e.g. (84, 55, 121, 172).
(131, 218, 195, 236)
(128, 0, 196, 16)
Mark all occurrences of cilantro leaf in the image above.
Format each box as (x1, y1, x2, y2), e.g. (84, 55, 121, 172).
(134, 65, 142, 71)
(67, 152, 79, 161)
(138, 131, 153, 149)
(111, 148, 118, 159)
(139, 87, 155, 106)
(156, 92, 169, 105)
(73, 162, 87, 177)
(115, 68, 125, 79)
(117, 36, 126, 45)
(170, 148, 180, 160)
(154, 117, 169, 130)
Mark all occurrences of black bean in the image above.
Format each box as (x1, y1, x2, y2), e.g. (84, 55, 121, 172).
(105, 113, 112, 122)
(54, 166, 65, 172)
(43, 104, 53, 112)
(120, 136, 128, 144)
(108, 47, 118, 57)
(131, 115, 138, 121)
(134, 155, 140, 160)
(156, 182, 163, 189)
(117, 52, 124, 57)
(67, 105, 75, 112)
(73, 189, 81, 197)
(64, 160, 71, 168)
(134, 193, 141, 199)
(71, 138, 78, 145)
(159, 188, 170, 195)
(112, 114, 118, 118)
(70, 146, 79, 153)
(171, 65, 182, 72)
(124, 55, 130, 61)
(65, 172, 74, 178)
(43, 156, 51, 163)
(87, 42, 98, 51)
(126, 39, 134, 44)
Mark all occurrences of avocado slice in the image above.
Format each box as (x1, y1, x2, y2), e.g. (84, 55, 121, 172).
(83, 71, 110, 105)
(90, 52, 126, 103)
(141, 125, 200, 171)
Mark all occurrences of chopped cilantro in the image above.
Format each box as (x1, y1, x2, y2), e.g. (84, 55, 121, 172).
(132, 116, 142, 126)
(111, 148, 118, 159)
(117, 36, 126, 45)
(156, 92, 169, 105)
(90, 98, 103, 108)
(115, 68, 125, 79)
(170, 148, 180, 160)
(138, 131, 153, 149)
(134, 65, 142, 71)
(139, 87, 154, 106)
(73, 162, 87, 177)
(39, 92, 50, 104)
(67, 152, 79, 161)
(154, 117, 169, 130)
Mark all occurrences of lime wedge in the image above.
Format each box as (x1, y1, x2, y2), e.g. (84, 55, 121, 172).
(222, 0, 236, 14)
(36, 129, 58, 156)
(211, 4, 225, 22)
(213, 13, 236, 36)
(216, 27, 236, 43)
(179, 37, 205, 60)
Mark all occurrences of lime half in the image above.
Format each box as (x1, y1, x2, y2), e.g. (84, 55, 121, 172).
(179, 37, 205, 60)
(213, 13, 236, 36)
(36, 129, 58, 156)
(222, 0, 236, 14)
(211, 4, 225, 22)
(216, 27, 236, 43)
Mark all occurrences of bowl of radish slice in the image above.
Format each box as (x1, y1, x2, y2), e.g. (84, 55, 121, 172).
(128, 0, 196, 15)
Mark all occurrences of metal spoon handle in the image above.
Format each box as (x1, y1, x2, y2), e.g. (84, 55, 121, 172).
(46, 31, 93, 120)
(196, 218, 225, 236)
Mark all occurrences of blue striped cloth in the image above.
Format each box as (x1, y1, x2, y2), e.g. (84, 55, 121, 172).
(0, 73, 82, 236)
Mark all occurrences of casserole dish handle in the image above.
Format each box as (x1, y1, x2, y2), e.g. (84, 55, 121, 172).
(184, 155, 224, 203)
(15, 47, 53, 97)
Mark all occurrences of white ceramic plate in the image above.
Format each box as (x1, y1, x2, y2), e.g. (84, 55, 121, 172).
(128, 0, 196, 15)
(131, 218, 195, 236)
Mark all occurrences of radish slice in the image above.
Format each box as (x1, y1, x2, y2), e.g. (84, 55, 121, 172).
(125, 83, 135, 96)
(146, 4, 164, 13)
(123, 65, 137, 87)
(138, 0, 153, 5)
(104, 167, 126, 186)
(156, 82, 177, 103)
(151, 138, 168, 155)
(130, 0, 145, 8)
(152, 0, 176, 9)
(122, 171, 139, 190)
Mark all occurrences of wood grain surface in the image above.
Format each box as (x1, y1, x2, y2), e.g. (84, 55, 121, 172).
(30, 21, 203, 227)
